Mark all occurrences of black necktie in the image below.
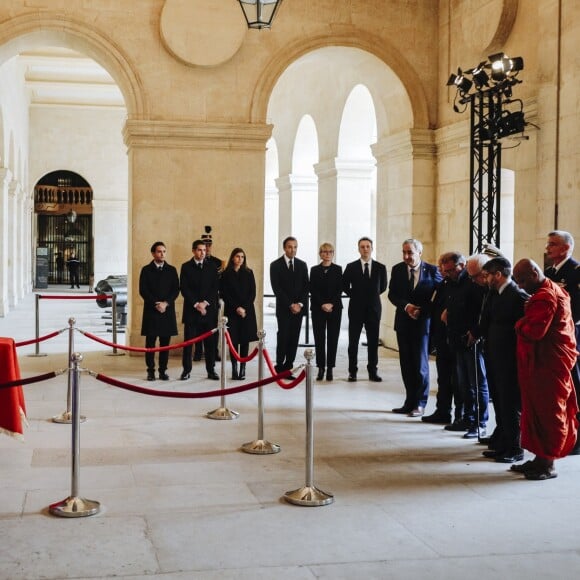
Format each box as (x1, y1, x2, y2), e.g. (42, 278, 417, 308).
(197, 262, 202, 270)
(289, 259, 294, 272)
(364, 262, 369, 280)
(546, 266, 556, 278)
(409, 268, 415, 291)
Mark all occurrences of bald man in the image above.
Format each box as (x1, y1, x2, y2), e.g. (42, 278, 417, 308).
(511, 259, 578, 480)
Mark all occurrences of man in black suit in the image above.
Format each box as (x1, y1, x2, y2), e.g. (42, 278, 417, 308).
(480, 257, 528, 463)
(180, 239, 220, 381)
(388, 239, 442, 416)
(270, 236, 309, 374)
(342, 237, 388, 382)
(545, 230, 580, 454)
(139, 241, 180, 381)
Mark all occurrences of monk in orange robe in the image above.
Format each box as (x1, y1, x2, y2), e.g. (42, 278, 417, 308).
(511, 259, 579, 480)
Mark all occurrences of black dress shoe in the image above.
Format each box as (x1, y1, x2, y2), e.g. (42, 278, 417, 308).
(159, 371, 170, 381)
(180, 372, 190, 381)
(482, 449, 502, 459)
(316, 368, 324, 381)
(326, 369, 333, 381)
(422, 412, 452, 424)
(495, 452, 524, 464)
(347, 374, 357, 382)
(369, 374, 383, 382)
(392, 406, 412, 414)
(147, 370, 155, 381)
(207, 371, 219, 380)
(444, 419, 468, 431)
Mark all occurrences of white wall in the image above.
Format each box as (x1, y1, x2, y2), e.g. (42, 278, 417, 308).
(28, 106, 128, 283)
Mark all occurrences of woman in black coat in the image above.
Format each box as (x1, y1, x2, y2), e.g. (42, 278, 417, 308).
(309, 242, 343, 381)
(220, 247, 258, 380)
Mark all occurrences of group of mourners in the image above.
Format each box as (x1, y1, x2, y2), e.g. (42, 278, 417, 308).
(389, 231, 579, 482)
(139, 229, 579, 482)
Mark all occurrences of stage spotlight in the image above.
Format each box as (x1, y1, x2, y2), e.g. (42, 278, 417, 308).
(496, 110, 526, 138)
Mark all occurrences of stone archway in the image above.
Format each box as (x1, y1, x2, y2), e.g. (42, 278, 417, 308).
(0, 13, 147, 119)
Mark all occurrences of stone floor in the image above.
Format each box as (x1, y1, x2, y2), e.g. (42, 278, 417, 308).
(1, 288, 580, 579)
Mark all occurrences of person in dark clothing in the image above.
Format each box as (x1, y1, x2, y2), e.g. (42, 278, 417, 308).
(220, 247, 258, 380)
(422, 256, 456, 424)
(67, 251, 80, 288)
(479, 257, 528, 463)
(180, 240, 220, 381)
(139, 241, 180, 381)
(309, 242, 343, 382)
(270, 236, 309, 375)
(388, 238, 441, 416)
(441, 252, 490, 439)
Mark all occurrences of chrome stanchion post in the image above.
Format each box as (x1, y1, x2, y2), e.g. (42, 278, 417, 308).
(242, 329, 281, 454)
(49, 352, 100, 517)
(28, 294, 47, 357)
(206, 316, 239, 420)
(106, 293, 125, 357)
(284, 349, 334, 506)
(53, 318, 86, 424)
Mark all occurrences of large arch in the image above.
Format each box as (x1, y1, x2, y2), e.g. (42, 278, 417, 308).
(250, 30, 430, 131)
(0, 12, 147, 119)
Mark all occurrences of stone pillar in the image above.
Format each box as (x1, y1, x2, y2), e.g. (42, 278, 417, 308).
(7, 179, 18, 307)
(372, 128, 436, 346)
(16, 189, 28, 300)
(335, 158, 376, 266)
(314, 158, 338, 249)
(123, 119, 272, 348)
(0, 168, 12, 316)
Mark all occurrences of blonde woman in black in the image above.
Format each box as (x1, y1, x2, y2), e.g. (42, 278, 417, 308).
(309, 242, 343, 381)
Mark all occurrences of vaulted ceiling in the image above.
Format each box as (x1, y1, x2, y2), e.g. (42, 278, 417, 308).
(18, 46, 125, 110)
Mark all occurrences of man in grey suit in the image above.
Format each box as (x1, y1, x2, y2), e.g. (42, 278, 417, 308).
(342, 237, 388, 382)
(270, 236, 309, 375)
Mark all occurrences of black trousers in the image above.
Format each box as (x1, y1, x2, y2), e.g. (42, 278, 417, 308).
(275, 311, 303, 371)
(145, 335, 170, 371)
(182, 318, 217, 373)
(347, 313, 379, 375)
(312, 309, 341, 369)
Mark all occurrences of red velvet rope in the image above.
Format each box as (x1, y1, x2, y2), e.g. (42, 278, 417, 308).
(38, 293, 111, 300)
(15, 329, 64, 347)
(0, 371, 58, 389)
(79, 328, 216, 352)
(93, 369, 295, 398)
(262, 348, 306, 389)
(224, 331, 259, 363)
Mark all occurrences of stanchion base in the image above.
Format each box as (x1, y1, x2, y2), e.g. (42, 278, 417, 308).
(241, 439, 281, 454)
(27, 353, 48, 357)
(49, 496, 101, 518)
(206, 407, 239, 420)
(284, 485, 334, 507)
(105, 351, 126, 357)
(52, 412, 87, 424)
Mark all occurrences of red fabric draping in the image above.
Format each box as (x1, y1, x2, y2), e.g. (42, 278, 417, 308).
(224, 331, 259, 363)
(94, 369, 294, 398)
(0, 337, 27, 438)
(79, 328, 215, 352)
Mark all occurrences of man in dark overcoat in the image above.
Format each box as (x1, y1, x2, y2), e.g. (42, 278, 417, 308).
(139, 241, 180, 381)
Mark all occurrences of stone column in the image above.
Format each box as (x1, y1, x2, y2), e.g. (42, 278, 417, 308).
(314, 158, 338, 250)
(372, 128, 436, 346)
(7, 179, 19, 307)
(123, 119, 272, 347)
(0, 168, 12, 316)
